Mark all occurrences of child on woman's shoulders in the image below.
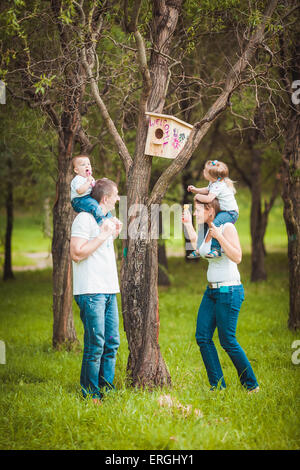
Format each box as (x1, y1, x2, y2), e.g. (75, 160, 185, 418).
(187, 159, 239, 259)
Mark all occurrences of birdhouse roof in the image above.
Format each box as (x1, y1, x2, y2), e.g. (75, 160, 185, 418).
(145, 112, 194, 129)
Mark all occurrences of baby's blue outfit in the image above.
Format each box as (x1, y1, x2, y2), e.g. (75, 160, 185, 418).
(71, 175, 112, 225)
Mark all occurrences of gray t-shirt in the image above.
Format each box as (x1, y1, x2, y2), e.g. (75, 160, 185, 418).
(208, 180, 239, 212)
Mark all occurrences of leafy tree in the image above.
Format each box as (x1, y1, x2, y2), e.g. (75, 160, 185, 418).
(80, 0, 279, 387)
(0, 101, 55, 280)
(2, 0, 291, 387)
(276, 3, 300, 330)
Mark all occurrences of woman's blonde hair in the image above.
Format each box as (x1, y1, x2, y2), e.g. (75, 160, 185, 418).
(204, 160, 236, 194)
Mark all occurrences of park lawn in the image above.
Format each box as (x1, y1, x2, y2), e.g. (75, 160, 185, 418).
(0, 251, 299, 450)
(0, 211, 51, 268)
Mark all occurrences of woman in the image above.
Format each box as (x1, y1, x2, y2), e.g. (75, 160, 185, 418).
(183, 198, 259, 392)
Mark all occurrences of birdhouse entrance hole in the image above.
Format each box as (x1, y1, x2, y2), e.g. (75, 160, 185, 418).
(155, 128, 164, 139)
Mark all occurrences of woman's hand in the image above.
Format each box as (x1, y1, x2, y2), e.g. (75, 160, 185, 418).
(182, 208, 192, 224)
(209, 223, 242, 264)
(209, 222, 223, 240)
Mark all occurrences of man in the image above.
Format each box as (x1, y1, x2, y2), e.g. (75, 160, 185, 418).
(70, 178, 122, 404)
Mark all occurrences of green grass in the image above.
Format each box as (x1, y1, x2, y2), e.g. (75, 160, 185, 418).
(0, 194, 298, 450)
(0, 252, 299, 450)
(0, 211, 51, 268)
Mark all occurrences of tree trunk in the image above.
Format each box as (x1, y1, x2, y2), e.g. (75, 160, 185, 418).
(3, 156, 14, 281)
(158, 239, 171, 286)
(118, 0, 183, 387)
(52, 110, 79, 348)
(281, 112, 300, 330)
(52, 149, 77, 348)
(244, 105, 279, 282)
(249, 146, 268, 281)
(121, 228, 171, 388)
(181, 160, 200, 261)
(120, 111, 171, 387)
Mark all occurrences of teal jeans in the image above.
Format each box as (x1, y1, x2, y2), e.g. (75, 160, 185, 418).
(195, 284, 259, 390)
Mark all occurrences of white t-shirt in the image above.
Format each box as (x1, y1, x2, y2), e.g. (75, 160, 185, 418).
(208, 180, 239, 212)
(199, 223, 241, 284)
(70, 175, 95, 201)
(71, 212, 120, 295)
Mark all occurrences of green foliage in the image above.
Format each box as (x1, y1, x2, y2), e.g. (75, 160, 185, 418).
(0, 101, 56, 216)
(58, 0, 76, 25)
(33, 74, 57, 95)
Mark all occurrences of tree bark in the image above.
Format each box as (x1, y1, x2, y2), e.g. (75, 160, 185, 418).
(281, 112, 300, 330)
(52, 123, 78, 348)
(278, 25, 300, 330)
(121, 235, 171, 387)
(158, 212, 171, 286)
(249, 148, 267, 281)
(3, 156, 15, 281)
(247, 108, 269, 282)
(119, 0, 183, 387)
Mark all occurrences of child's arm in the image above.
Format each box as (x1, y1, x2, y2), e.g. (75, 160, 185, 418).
(76, 176, 94, 195)
(194, 192, 216, 203)
(187, 185, 209, 195)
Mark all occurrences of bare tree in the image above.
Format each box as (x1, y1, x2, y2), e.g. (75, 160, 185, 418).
(80, 0, 278, 387)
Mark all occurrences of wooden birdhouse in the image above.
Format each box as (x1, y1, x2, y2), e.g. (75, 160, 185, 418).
(145, 112, 193, 159)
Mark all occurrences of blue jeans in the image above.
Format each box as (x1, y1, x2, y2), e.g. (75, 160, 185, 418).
(74, 293, 120, 399)
(72, 195, 112, 225)
(195, 285, 259, 390)
(196, 211, 238, 252)
(210, 210, 238, 253)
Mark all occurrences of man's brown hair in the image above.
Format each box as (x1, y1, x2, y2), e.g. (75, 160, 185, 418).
(91, 178, 117, 203)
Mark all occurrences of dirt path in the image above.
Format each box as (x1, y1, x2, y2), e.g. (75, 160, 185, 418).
(13, 252, 52, 271)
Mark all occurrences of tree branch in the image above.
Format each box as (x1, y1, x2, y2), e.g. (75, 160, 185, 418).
(81, 45, 133, 175)
(148, 0, 278, 206)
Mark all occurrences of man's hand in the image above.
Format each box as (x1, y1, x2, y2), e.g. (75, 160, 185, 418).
(110, 217, 123, 237)
(101, 219, 116, 237)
